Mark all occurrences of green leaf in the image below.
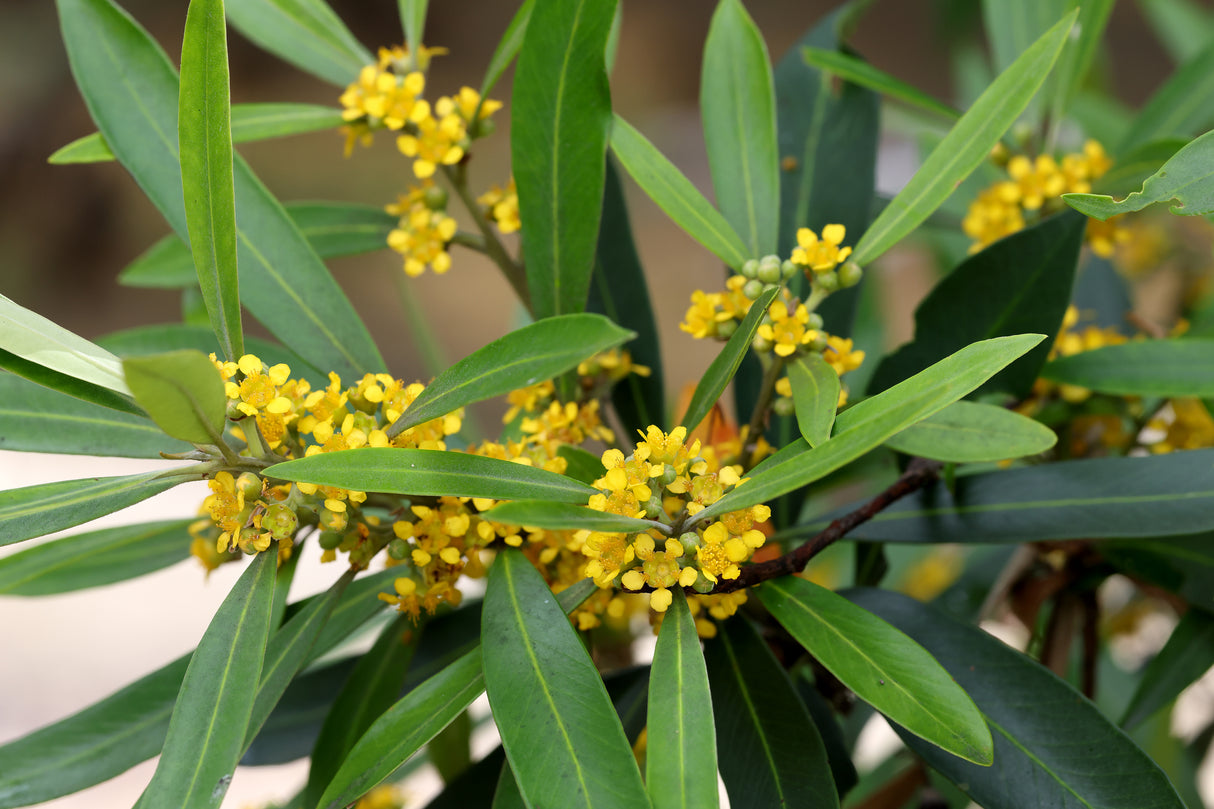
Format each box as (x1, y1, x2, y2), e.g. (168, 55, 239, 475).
(386, 314, 633, 438)
(266, 448, 598, 504)
(0, 372, 186, 457)
(180, 0, 243, 361)
(427, 711, 472, 785)
(787, 353, 839, 447)
(51, 103, 348, 165)
(481, 501, 659, 534)
(703, 615, 838, 809)
(399, 0, 427, 55)
(848, 588, 1187, 809)
(479, 0, 533, 99)
(0, 519, 191, 596)
(1118, 39, 1214, 152)
(609, 115, 750, 270)
(1122, 608, 1214, 730)
(225, 0, 371, 86)
(123, 350, 226, 445)
(0, 349, 141, 415)
(884, 401, 1057, 462)
(680, 285, 780, 433)
(557, 444, 607, 484)
(646, 590, 718, 809)
(483, 548, 648, 809)
(0, 471, 182, 548)
(587, 157, 666, 433)
(760, 577, 992, 765)
(492, 762, 527, 809)
(303, 614, 418, 809)
(1094, 138, 1187, 198)
(868, 211, 1085, 397)
(694, 334, 1043, 522)
(1101, 534, 1214, 611)
(851, 11, 1075, 266)
(0, 292, 130, 396)
(141, 551, 276, 809)
(1066, 128, 1214, 220)
(512, 0, 617, 318)
(802, 47, 958, 120)
(701, 0, 779, 256)
(817, 449, 1214, 543)
(1042, 338, 1214, 396)
(1048, 0, 1113, 124)
(1139, 0, 1214, 64)
(981, 0, 1069, 74)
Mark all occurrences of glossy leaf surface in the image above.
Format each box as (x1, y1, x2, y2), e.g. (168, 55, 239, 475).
(481, 501, 660, 534)
(123, 350, 226, 445)
(479, 0, 533, 98)
(0, 292, 129, 396)
(884, 401, 1057, 462)
(802, 47, 958, 120)
(1042, 338, 1214, 396)
(787, 353, 839, 447)
(1067, 129, 1214, 219)
(225, 0, 371, 85)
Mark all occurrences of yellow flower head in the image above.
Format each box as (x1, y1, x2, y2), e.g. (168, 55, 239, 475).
(791, 224, 851, 272)
(757, 301, 816, 357)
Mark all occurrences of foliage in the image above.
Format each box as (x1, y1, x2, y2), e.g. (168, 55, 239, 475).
(3, 1, 1214, 807)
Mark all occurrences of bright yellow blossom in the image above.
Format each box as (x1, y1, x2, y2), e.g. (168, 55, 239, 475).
(791, 224, 851, 272)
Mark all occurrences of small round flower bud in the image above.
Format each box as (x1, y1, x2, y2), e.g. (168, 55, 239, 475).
(780, 259, 798, 281)
(742, 279, 766, 300)
(660, 464, 679, 487)
(318, 530, 343, 550)
(716, 319, 738, 340)
(388, 538, 409, 559)
(644, 493, 666, 520)
(757, 255, 783, 284)
(741, 258, 760, 279)
(679, 531, 702, 555)
(810, 333, 828, 352)
(773, 396, 796, 417)
(235, 473, 263, 500)
(692, 575, 716, 594)
(238, 526, 267, 555)
(838, 260, 863, 288)
(815, 271, 839, 292)
(423, 185, 449, 211)
(263, 503, 298, 540)
(752, 334, 774, 353)
(806, 312, 824, 331)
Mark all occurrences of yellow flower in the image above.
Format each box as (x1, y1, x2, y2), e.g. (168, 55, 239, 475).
(680, 290, 725, 338)
(478, 178, 520, 233)
(452, 86, 503, 122)
(387, 207, 458, 276)
(757, 301, 816, 357)
(823, 336, 865, 376)
(397, 96, 467, 178)
(620, 535, 687, 612)
(791, 224, 851, 272)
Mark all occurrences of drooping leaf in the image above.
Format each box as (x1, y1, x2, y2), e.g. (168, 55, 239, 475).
(694, 334, 1043, 522)
(141, 551, 276, 809)
(512, 0, 617, 319)
(1068, 128, 1214, 220)
(1101, 534, 1214, 611)
(787, 353, 839, 447)
(883, 400, 1057, 462)
(802, 47, 958, 120)
(385, 314, 633, 438)
(123, 350, 226, 445)
(609, 115, 750, 270)
(0, 471, 182, 548)
(1121, 608, 1214, 730)
(482, 549, 648, 809)
(479, 0, 534, 99)
(703, 615, 838, 809)
(760, 577, 992, 765)
(806, 449, 1214, 544)
(680, 285, 780, 433)
(701, 0, 779, 257)
(1118, 39, 1214, 152)
(0, 519, 192, 596)
(850, 12, 1075, 265)
(266, 448, 598, 504)
(587, 157, 666, 433)
(647, 589, 718, 809)
(225, 0, 371, 86)
(179, 0, 243, 361)
(1041, 338, 1214, 396)
(848, 588, 1187, 809)
(0, 372, 186, 457)
(481, 501, 660, 534)
(868, 211, 1084, 397)
(0, 292, 130, 396)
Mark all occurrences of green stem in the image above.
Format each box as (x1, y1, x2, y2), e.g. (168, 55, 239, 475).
(743, 354, 786, 457)
(441, 164, 530, 310)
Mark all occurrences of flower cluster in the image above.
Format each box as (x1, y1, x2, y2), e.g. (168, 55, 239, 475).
(963, 139, 1123, 254)
(385, 180, 458, 276)
(478, 178, 521, 234)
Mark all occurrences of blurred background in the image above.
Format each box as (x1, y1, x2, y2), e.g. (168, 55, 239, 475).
(0, 1, 1210, 807)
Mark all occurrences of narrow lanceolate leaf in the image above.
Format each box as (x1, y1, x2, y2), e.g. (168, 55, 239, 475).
(647, 590, 718, 809)
(0, 471, 182, 548)
(787, 353, 839, 447)
(51, 103, 347, 165)
(1048, 0, 1113, 123)
(609, 116, 749, 269)
(0, 373, 186, 457)
(386, 314, 633, 438)
(848, 588, 1187, 809)
(512, 0, 617, 318)
(1118, 39, 1214, 152)
(1042, 338, 1214, 396)
(701, 0, 779, 256)
(225, 0, 372, 86)
(483, 549, 648, 809)
(482, 501, 659, 534)
(850, 12, 1075, 266)
(816, 448, 1214, 544)
(0, 350, 141, 415)
(703, 616, 838, 809)
(884, 401, 1056, 462)
(142, 552, 277, 809)
(0, 519, 191, 596)
(123, 350, 226, 445)
(266, 448, 598, 504)
(1122, 609, 1214, 730)
(1065, 128, 1214, 220)
(802, 47, 959, 120)
(180, 0, 242, 360)
(399, 0, 428, 55)
(681, 285, 780, 432)
(1139, 0, 1214, 64)
(695, 335, 1042, 522)
(480, 0, 534, 99)
(868, 211, 1084, 397)
(760, 577, 992, 765)
(0, 292, 129, 395)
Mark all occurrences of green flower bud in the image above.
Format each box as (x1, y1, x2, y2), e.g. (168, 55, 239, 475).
(780, 259, 798, 281)
(810, 333, 828, 352)
(423, 185, 449, 211)
(263, 503, 298, 540)
(838, 260, 863, 288)
(742, 278, 766, 300)
(388, 537, 409, 559)
(757, 255, 783, 284)
(660, 464, 679, 487)
(806, 312, 824, 331)
(692, 575, 717, 594)
(318, 530, 343, 550)
(716, 319, 738, 340)
(644, 493, 666, 520)
(773, 396, 796, 417)
(752, 334, 774, 353)
(741, 258, 760, 279)
(816, 271, 839, 292)
(678, 531, 701, 556)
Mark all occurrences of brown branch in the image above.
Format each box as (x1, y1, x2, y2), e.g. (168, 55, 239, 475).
(704, 457, 942, 595)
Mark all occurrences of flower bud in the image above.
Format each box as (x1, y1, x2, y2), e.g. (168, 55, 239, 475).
(388, 537, 409, 559)
(235, 473, 263, 500)
(780, 259, 798, 281)
(263, 503, 298, 540)
(752, 334, 774, 353)
(423, 185, 449, 210)
(815, 270, 839, 292)
(692, 575, 716, 594)
(678, 531, 701, 555)
(716, 319, 738, 340)
(756, 255, 783, 284)
(773, 396, 796, 417)
(806, 312, 824, 331)
(838, 260, 863, 288)
(318, 530, 343, 550)
(741, 258, 760, 279)
(742, 279, 766, 300)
